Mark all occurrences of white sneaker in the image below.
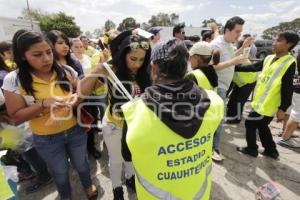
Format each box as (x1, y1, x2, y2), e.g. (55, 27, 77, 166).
(277, 138, 300, 148)
(212, 150, 224, 162)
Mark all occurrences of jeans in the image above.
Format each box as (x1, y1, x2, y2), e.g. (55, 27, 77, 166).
(213, 87, 227, 151)
(33, 125, 92, 199)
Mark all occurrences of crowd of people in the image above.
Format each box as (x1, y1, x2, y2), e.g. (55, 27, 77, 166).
(0, 15, 299, 200)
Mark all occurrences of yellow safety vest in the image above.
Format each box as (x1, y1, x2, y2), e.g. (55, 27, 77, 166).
(0, 165, 14, 200)
(122, 90, 224, 200)
(186, 69, 216, 92)
(232, 59, 258, 87)
(251, 54, 296, 117)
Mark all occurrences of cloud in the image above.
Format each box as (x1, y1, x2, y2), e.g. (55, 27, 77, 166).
(217, 13, 278, 36)
(269, 0, 296, 12)
(0, 0, 298, 36)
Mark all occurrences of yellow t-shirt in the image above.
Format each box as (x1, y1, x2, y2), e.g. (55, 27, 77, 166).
(84, 46, 97, 58)
(2, 66, 77, 135)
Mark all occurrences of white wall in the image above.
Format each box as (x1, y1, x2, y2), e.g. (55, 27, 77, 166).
(157, 26, 211, 40)
(0, 17, 41, 41)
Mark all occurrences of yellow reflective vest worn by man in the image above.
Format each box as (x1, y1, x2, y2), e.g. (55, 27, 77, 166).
(237, 31, 299, 160)
(121, 39, 224, 200)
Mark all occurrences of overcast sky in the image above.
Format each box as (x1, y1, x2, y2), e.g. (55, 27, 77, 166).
(0, 0, 299, 36)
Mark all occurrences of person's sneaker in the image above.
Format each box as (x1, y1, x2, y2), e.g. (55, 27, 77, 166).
(236, 147, 258, 157)
(113, 187, 124, 200)
(125, 175, 136, 192)
(18, 172, 35, 183)
(277, 138, 300, 148)
(261, 149, 279, 160)
(212, 150, 224, 162)
(25, 176, 53, 194)
(277, 132, 298, 138)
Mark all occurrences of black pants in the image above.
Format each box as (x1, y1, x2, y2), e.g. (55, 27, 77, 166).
(245, 111, 277, 152)
(227, 82, 256, 121)
(22, 148, 51, 181)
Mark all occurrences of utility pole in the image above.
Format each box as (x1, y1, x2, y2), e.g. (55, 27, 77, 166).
(26, 0, 34, 30)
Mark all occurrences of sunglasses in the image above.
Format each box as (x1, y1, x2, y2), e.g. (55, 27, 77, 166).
(129, 41, 150, 50)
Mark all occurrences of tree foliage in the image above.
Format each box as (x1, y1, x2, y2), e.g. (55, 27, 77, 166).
(22, 9, 81, 37)
(117, 17, 140, 32)
(262, 18, 300, 40)
(104, 19, 116, 32)
(148, 13, 179, 26)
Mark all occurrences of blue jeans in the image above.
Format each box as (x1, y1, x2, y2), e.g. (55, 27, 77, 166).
(33, 125, 92, 199)
(213, 88, 227, 151)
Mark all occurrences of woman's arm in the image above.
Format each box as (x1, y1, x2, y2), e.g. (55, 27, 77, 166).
(234, 60, 264, 72)
(4, 91, 44, 125)
(77, 64, 108, 98)
(4, 91, 68, 125)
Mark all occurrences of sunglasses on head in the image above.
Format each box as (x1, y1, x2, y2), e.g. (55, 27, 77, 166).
(129, 41, 150, 50)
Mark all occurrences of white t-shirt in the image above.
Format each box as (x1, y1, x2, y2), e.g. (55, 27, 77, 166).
(0, 89, 5, 106)
(72, 54, 92, 75)
(211, 36, 236, 90)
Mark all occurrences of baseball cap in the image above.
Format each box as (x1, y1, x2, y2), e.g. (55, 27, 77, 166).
(148, 27, 162, 35)
(189, 41, 212, 56)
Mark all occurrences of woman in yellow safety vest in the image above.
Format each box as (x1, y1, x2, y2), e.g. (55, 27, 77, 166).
(237, 31, 299, 159)
(121, 38, 224, 200)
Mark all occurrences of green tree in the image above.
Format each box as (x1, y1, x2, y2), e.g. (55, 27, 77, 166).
(104, 19, 116, 32)
(117, 17, 140, 32)
(141, 22, 151, 30)
(262, 18, 300, 40)
(201, 18, 224, 34)
(84, 31, 93, 39)
(148, 13, 179, 27)
(93, 28, 103, 38)
(21, 9, 81, 37)
(170, 13, 179, 25)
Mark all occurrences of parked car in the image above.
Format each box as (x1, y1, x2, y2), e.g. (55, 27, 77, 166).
(255, 40, 273, 59)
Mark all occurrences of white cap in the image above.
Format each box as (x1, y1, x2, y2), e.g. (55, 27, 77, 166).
(189, 41, 212, 56)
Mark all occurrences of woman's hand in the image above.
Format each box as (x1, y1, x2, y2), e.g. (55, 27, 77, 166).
(65, 93, 79, 107)
(42, 97, 68, 109)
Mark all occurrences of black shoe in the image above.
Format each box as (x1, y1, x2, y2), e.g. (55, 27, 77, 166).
(26, 176, 53, 194)
(125, 176, 136, 192)
(113, 187, 124, 200)
(225, 119, 241, 124)
(261, 149, 279, 160)
(88, 148, 101, 159)
(236, 147, 258, 157)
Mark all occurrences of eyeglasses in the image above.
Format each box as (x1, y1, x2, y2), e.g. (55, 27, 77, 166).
(129, 41, 150, 50)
